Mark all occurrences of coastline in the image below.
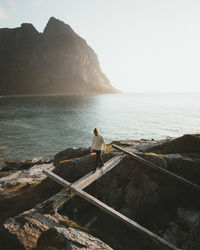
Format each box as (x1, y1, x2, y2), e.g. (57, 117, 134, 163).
(1, 92, 200, 168)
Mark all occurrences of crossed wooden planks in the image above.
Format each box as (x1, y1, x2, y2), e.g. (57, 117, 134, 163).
(43, 154, 180, 250)
(40, 154, 123, 212)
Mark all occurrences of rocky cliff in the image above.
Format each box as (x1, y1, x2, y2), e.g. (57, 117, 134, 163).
(0, 17, 116, 95)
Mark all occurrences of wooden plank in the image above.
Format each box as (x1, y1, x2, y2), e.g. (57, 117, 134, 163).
(44, 154, 123, 189)
(44, 171, 180, 250)
(42, 155, 124, 211)
(75, 154, 124, 189)
(85, 216, 98, 228)
(75, 187, 180, 250)
(113, 144, 200, 193)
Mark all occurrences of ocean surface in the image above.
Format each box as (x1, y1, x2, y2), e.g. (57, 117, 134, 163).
(0, 93, 200, 166)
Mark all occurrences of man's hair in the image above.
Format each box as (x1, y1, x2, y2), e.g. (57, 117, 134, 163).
(94, 128, 99, 134)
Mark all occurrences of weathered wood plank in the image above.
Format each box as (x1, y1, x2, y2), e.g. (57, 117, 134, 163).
(42, 154, 124, 211)
(44, 154, 123, 189)
(76, 187, 180, 250)
(113, 144, 200, 193)
(44, 171, 180, 250)
(85, 216, 98, 228)
(75, 154, 124, 189)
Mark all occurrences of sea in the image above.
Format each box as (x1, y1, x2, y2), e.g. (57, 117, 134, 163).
(0, 93, 200, 167)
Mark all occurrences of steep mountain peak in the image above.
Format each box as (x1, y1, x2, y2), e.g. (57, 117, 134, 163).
(20, 23, 39, 36)
(21, 23, 37, 30)
(43, 17, 74, 37)
(0, 17, 117, 95)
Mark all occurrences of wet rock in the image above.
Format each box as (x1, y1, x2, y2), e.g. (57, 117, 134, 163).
(54, 147, 90, 166)
(2, 160, 34, 171)
(1, 159, 53, 172)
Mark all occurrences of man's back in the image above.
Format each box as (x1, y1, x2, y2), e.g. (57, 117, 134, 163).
(92, 134, 106, 151)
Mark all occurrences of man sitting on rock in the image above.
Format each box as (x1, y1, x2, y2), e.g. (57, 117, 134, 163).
(90, 128, 106, 171)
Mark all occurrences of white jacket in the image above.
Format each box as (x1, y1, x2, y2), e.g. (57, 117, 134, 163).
(91, 135, 106, 151)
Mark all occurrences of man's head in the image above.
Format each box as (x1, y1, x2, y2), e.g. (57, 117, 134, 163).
(93, 128, 99, 136)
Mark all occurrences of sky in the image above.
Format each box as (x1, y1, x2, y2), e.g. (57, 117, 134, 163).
(0, 0, 200, 93)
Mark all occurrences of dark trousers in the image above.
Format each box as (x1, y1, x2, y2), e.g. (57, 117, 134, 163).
(94, 150, 104, 168)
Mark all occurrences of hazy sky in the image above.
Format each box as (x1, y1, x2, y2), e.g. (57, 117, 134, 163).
(1, 0, 200, 93)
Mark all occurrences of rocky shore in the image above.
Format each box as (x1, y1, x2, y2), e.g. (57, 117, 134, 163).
(0, 134, 200, 249)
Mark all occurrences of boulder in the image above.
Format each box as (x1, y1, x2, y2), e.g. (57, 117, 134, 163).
(183, 216, 200, 250)
(0, 208, 112, 250)
(1, 159, 53, 172)
(37, 227, 112, 250)
(163, 221, 187, 247)
(54, 147, 90, 166)
(0, 163, 54, 191)
(144, 134, 200, 154)
(177, 208, 200, 230)
(164, 154, 200, 186)
(163, 208, 200, 250)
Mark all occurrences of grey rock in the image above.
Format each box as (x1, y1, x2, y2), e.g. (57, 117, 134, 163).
(183, 216, 200, 250)
(163, 208, 200, 249)
(177, 208, 200, 230)
(54, 147, 91, 166)
(163, 222, 187, 247)
(0, 163, 54, 192)
(1, 159, 53, 171)
(144, 134, 200, 154)
(37, 226, 112, 250)
(0, 209, 112, 250)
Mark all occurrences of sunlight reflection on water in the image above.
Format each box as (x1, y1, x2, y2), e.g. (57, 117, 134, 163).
(0, 93, 200, 165)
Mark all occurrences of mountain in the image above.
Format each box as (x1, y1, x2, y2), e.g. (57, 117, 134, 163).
(0, 17, 117, 95)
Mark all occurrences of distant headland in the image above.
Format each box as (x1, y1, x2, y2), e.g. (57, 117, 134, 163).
(0, 17, 118, 96)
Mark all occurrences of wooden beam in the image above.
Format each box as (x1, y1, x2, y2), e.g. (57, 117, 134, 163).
(42, 154, 124, 211)
(75, 154, 124, 189)
(76, 187, 180, 250)
(44, 154, 123, 189)
(44, 171, 180, 250)
(112, 144, 200, 193)
(85, 216, 98, 228)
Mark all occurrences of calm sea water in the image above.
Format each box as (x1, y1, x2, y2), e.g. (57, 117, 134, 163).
(0, 93, 200, 166)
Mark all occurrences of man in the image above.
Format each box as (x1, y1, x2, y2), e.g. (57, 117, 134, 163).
(90, 128, 106, 170)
